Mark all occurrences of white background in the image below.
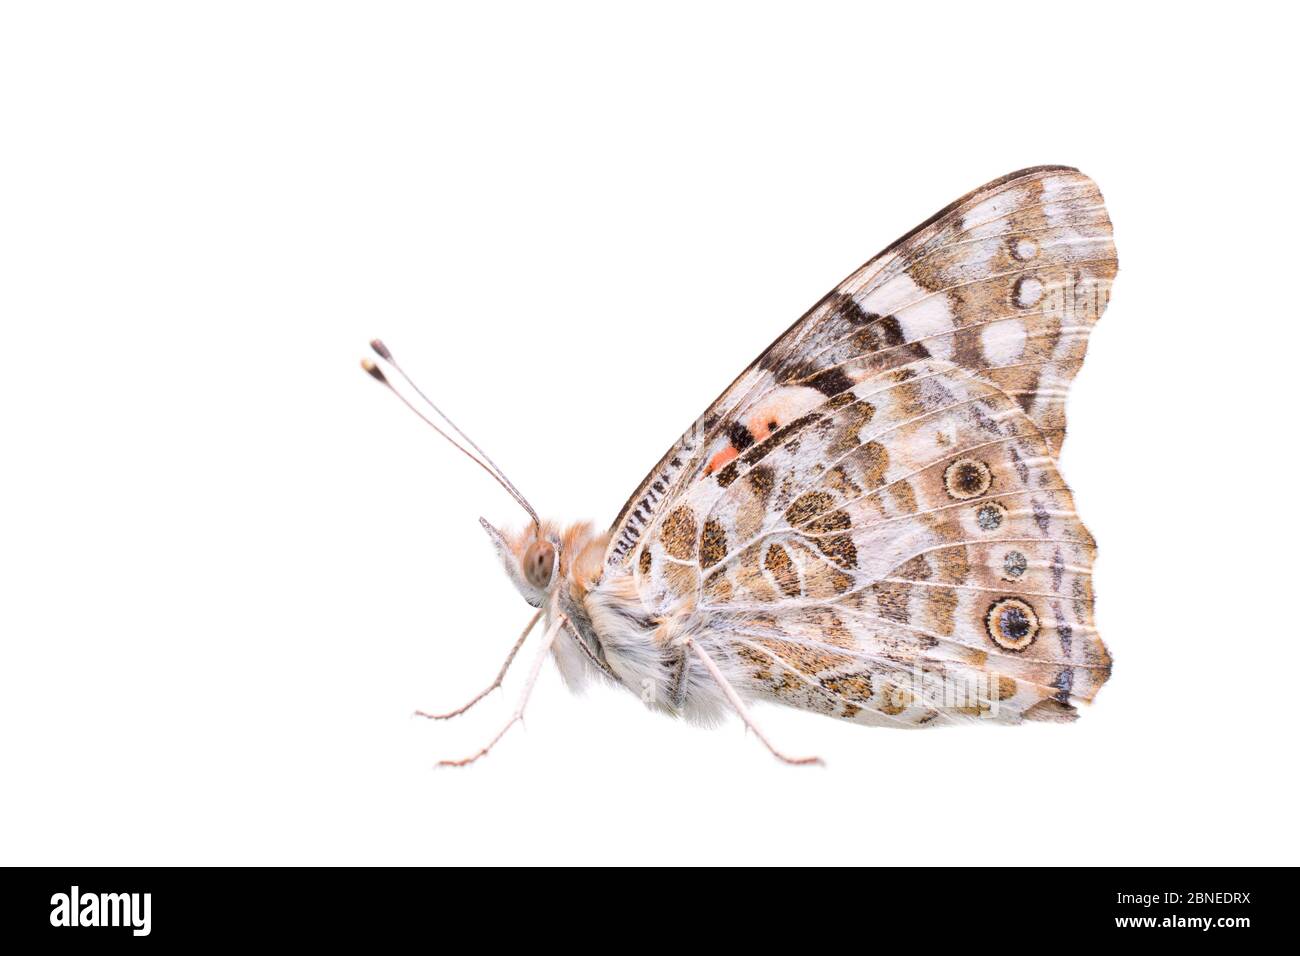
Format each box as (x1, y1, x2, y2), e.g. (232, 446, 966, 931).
(3, 2, 1297, 866)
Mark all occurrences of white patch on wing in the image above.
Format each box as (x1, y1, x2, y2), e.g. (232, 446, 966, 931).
(1040, 175, 1075, 200)
(961, 185, 1028, 232)
(966, 217, 1011, 241)
(895, 294, 954, 359)
(1015, 276, 1044, 308)
(856, 271, 925, 316)
(981, 318, 1027, 364)
(1014, 238, 1038, 260)
(745, 385, 827, 429)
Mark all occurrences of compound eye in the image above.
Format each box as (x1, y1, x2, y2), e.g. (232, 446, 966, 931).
(522, 540, 555, 589)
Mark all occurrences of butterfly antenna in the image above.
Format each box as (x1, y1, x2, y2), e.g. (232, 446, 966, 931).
(360, 354, 542, 533)
(368, 339, 533, 509)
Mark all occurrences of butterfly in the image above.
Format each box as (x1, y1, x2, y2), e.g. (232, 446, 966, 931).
(363, 165, 1116, 765)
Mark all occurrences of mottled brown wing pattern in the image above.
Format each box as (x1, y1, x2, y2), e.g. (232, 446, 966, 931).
(635, 359, 1108, 724)
(766, 167, 1113, 458)
(607, 166, 1115, 569)
(606, 167, 1115, 726)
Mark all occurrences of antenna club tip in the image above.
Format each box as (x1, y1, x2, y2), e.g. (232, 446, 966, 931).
(361, 358, 388, 383)
(370, 339, 393, 361)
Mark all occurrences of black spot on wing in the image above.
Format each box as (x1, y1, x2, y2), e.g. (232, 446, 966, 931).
(806, 367, 855, 397)
(727, 420, 755, 452)
(831, 294, 878, 327)
(861, 315, 931, 360)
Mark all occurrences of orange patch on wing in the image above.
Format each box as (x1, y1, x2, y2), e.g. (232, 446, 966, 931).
(748, 417, 779, 442)
(706, 445, 739, 475)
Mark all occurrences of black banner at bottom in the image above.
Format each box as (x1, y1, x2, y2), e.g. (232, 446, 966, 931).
(0, 866, 1280, 944)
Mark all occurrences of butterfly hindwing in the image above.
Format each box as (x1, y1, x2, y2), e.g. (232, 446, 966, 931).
(606, 167, 1116, 725)
(634, 358, 1107, 724)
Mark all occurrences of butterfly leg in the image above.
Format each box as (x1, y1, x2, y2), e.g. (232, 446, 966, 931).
(685, 638, 824, 767)
(435, 612, 566, 768)
(415, 608, 542, 721)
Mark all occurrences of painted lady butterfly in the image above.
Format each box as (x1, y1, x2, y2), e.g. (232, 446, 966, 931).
(364, 166, 1116, 765)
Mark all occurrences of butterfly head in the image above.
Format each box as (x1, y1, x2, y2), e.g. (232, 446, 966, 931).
(480, 518, 561, 607)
